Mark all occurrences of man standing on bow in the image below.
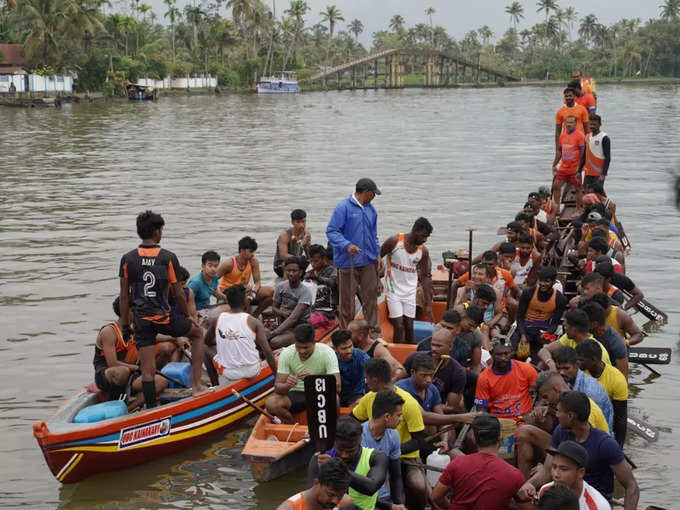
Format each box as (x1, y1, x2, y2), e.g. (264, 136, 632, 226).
(327, 178, 382, 335)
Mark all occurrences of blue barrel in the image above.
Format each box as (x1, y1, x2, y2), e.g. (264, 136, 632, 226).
(413, 321, 435, 342)
(73, 400, 127, 423)
(161, 362, 192, 389)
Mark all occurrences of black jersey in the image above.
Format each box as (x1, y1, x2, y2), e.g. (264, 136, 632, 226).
(93, 323, 133, 372)
(119, 245, 180, 322)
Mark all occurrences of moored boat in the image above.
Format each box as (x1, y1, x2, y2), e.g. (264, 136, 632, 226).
(256, 71, 300, 94)
(33, 365, 275, 483)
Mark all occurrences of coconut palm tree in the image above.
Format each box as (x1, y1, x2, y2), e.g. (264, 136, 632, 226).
(562, 6, 577, 40)
(164, 0, 180, 66)
(184, 5, 204, 50)
(660, 0, 680, 21)
(282, 0, 309, 69)
(536, 0, 558, 45)
(579, 13, 599, 47)
(389, 14, 404, 33)
(425, 6, 435, 45)
(320, 4, 343, 76)
(348, 18, 363, 41)
(505, 1, 524, 30)
(478, 25, 494, 46)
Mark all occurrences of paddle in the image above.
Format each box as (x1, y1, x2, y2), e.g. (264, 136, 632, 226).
(232, 388, 282, 424)
(623, 291, 668, 323)
(304, 374, 337, 453)
(628, 347, 671, 365)
(156, 369, 189, 389)
(626, 414, 659, 442)
(465, 227, 476, 283)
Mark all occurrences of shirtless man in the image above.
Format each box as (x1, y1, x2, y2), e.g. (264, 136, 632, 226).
(119, 211, 208, 408)
(217, 236, 274, 318)
(274, 209, 311, 278)
(380, 218, 433, 343)
(349, 319, 406, 381)
(511, 232, 542, 290)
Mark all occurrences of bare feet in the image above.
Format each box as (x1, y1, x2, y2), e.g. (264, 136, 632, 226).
(192, 384, 213, 397)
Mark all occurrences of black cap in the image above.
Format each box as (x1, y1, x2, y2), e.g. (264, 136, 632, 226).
(528, 191, 540, 200)
(507, 221, 524, 232)
(471, 414, 501, 436)
(538, 185, 551, 196)
(547, 440, 589, 468)
(356, 178, 381, 195)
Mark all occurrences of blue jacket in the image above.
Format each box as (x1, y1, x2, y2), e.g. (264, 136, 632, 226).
(326, 195, 380, 269)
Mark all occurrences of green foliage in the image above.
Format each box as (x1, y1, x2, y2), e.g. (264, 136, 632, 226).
(75, 52, 109, 92)
(116, 56, 146, 82)
(146, 58, 168, 79)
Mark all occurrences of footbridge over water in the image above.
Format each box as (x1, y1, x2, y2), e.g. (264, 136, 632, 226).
(307, 48, 520, 89)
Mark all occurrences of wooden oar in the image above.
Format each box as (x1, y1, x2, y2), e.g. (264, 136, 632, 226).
(627, 414, 659, 442)
(628, 347, 671, 365)
(434, 355, 450, 375)
(424, 415, 517, 443)
(232, 388, 282, 424)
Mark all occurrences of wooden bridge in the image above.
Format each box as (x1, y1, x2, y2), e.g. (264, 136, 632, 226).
(307, 48, 519, 88)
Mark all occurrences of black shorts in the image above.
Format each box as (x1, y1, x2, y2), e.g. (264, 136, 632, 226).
(95, 368, 126, 400)
(135, 313, 192, 348)
(583, 175, 602, 188)
(288, 390, 307, 413)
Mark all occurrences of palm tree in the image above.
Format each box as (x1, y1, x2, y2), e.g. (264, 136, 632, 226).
(164, 0, 180, 67)
(184, 5, 204, 50)
(536, 0, 558, 45)
(478, 25, 494, 46)
(579, 13, 599, 47)
(282, 0, 309, 69)
(138, 3, 151, 21)
(389, 14, 404, 33)
(227, 0, 255, 56)
(660, 0, 680, 21)
(320, 4, 343, 76)
(348, 18, 363, 41)
(505, 1, 524, 30)
(425, 6, 435, 45)
(562, 6, 577, 40)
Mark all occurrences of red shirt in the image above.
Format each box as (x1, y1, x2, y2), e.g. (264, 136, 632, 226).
(575, 92, 597, 112)
(474, 360, 537, 419)
(558, 129, 586, 175)
(437, 451, 526, 510)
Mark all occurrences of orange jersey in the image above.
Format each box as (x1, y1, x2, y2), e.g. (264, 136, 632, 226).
(556, 104, 590, 134)
(474, 360, 537, 420)
(558, 129, 585, 174)
(575, 92, 596, 112)
(219, 256, 252, 290)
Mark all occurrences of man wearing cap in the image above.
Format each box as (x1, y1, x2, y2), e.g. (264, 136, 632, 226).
(538, 441, 611, 510)
(594, 261, 644, 312)
(327, 178, 382, 334)
(432, 414, 532, 510)
(520, 391, 638, 510)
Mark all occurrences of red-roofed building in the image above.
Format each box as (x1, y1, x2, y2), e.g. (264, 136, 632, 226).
(0, 44, 26, 74)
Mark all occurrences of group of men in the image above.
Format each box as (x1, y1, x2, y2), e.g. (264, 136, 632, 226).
(92, 72, 651, 510)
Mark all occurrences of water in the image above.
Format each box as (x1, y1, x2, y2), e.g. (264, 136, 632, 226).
(1, 85, 678, 509)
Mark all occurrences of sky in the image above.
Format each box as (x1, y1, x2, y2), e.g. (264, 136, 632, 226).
(143, 0, 663, 46)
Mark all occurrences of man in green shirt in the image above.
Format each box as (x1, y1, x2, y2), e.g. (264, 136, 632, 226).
(265, 323, 340, 424)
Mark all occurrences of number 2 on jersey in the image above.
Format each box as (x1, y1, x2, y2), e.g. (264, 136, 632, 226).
(143, 271, 157, 297)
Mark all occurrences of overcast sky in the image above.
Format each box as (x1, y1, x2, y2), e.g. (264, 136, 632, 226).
(144, 0, 663, 45)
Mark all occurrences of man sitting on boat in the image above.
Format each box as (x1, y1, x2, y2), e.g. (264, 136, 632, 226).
(187, 250, 226, 311)
(593, 261, 644, 312)
(204, 284, 276, 384)
(431, 415, 532, 510)
(360, 391, 406, 509)
(588, 293, 643, 347)
(265, 323, 339, 424)
(278, 456, 354, 510)
(519, 391, 638, 509)
(304, 244, 339, 332)
(581, 302, 628, 379)
(352, 358, 428, 510)
(268, 257, 315, 349)
(308, 416, 389, 510)
(274, 209, 311, 279)
(380, 217, 434, 344)
(349, 319, 406, 382)
(93, 297, 168, 408)
(217, 236, 274, 319)
(331, 330, 369, 407)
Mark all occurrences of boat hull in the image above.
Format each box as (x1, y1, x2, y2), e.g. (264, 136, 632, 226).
(33, 367, 275, 483)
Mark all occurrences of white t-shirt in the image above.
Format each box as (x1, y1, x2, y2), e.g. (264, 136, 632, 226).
(213, 312, 259, 370)
(539, 480, 611, 510)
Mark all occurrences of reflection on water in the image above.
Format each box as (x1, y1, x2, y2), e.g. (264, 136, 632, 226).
(1, 85, 679, 509)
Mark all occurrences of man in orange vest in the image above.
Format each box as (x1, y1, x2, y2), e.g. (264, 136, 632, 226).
(580, 114, 611, 189)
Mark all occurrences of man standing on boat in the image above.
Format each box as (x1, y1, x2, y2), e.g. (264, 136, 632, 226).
(581, 114, 611, 188)
(327, 178, 382, 336)
(380, 217, 434, 344)
(119, 211, 209, 409)
(274, 209, 311, 279)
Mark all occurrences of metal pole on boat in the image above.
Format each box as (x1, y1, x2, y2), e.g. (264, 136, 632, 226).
(466, 227, 476, 282)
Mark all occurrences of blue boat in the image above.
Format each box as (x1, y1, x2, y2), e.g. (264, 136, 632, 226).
(256, 71, 299, 94)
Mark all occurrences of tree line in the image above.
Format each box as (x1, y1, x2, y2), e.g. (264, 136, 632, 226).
(1, 0, 679, 93)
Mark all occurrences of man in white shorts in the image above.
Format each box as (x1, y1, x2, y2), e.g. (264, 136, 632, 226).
(380, 218, 433, 344)
(205, 285, 277, 384)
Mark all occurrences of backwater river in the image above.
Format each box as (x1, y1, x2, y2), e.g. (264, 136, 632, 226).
(1, 84, 679, 509)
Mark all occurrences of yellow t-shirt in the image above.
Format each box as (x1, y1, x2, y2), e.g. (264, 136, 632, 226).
(588, 397, 610, 434)
(590, 364, 628, 401)
(558, 334, 611, 366)
(352, 386, 424, 459)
